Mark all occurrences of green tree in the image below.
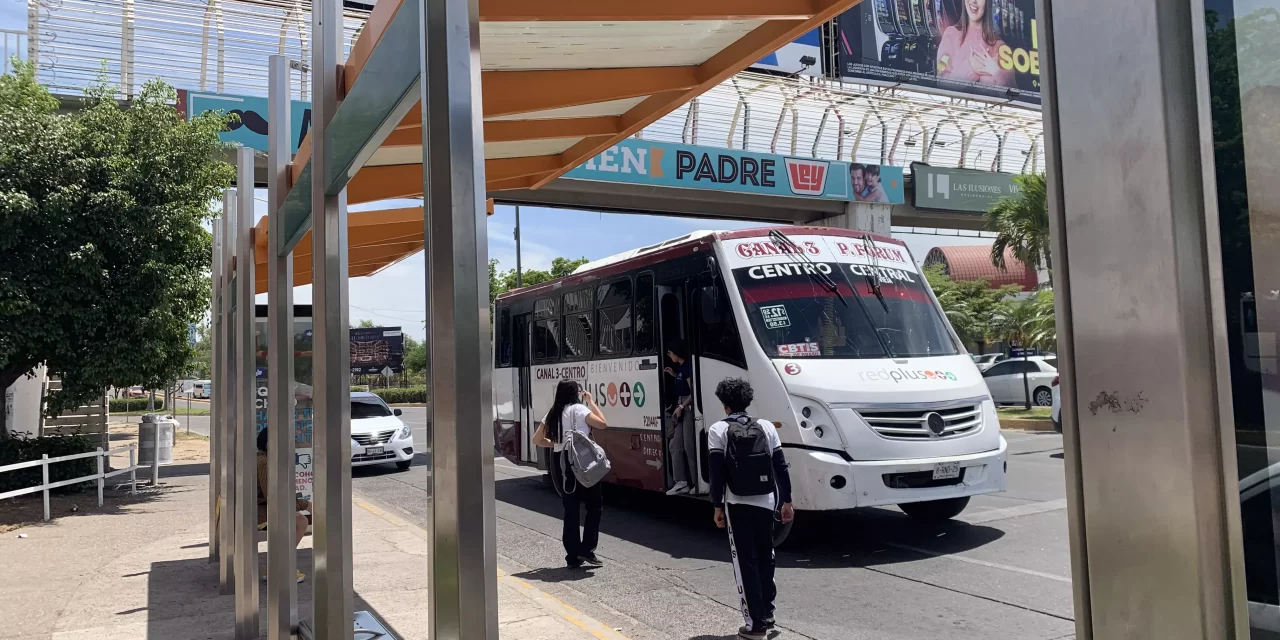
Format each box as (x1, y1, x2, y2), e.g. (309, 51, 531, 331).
(352, 318, 376, 328)
(0, 62, 234, 413)
(185, 319, 212, 380)
(402, 334, 426, 375)
(488, 256, 589, 304)
(986, 173, 1051, 284)
(923, 263, 1022, 353)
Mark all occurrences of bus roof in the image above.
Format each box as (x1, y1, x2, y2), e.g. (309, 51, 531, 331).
(494, 226, 906, 303)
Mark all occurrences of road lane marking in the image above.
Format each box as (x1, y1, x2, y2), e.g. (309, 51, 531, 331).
(882, 542, 1072, 583)
(960, 498, 1067, 524)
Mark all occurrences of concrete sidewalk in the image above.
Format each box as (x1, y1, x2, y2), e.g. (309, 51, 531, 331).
(0, 473, 628, 640)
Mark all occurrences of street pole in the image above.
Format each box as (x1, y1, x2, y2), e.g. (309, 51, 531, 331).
(515, 205, 522, 288)
(1022, 346, 1032, 411)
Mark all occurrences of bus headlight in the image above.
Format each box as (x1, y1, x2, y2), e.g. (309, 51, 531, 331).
(814, 426, 825, 438)
(801, 406, 812, 419)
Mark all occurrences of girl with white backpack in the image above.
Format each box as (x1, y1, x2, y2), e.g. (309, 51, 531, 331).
(533, 379, 609, 568)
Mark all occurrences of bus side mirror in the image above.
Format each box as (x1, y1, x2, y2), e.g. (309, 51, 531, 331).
(704, 255, 718, 274)
(699, 287, 719, 323)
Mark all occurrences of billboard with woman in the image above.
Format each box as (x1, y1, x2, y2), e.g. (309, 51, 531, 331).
(836, 0, 1040, 107)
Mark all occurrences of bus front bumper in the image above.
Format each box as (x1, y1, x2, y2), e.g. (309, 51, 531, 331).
(787, 436, 1008, 511)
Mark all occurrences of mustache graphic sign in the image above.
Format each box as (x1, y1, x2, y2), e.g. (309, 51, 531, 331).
(178, 89, 313, 154)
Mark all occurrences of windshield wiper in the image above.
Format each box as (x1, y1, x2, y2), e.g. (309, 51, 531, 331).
(860, 236, 890, 314)
(769, 229, 895, 358)
(768, 230, 848, 308)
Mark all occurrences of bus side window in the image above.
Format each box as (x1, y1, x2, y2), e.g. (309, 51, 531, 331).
(596, 278, 633, 357)
(533, 319, 560, 362)
(696, 280, 745, 368)
(562, 290, 593, 361)
(635, 273, 655, 354)
(496, 306, 512, 367)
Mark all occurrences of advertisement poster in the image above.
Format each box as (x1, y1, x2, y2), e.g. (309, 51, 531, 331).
(564, 138, 906, 204)
(836, 0, 1040, 106)
(912, 162, 1019, 212)
(179, 89, 312, 154)
(349, 327, 404, 375)
(254, 310, 316, 504)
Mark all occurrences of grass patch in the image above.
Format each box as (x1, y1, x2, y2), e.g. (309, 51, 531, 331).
(997, 406, 1052, 420)
(176, 431, 209, 442)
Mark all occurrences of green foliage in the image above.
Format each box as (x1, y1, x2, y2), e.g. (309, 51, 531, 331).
(108, 397, 166, 413)
(488, 255, 589, 305)
(985, 173, 1051, 284)
(0, 433, 96, 493)
(370, 387, 427, 404)
(352, 318, 377, 328)
(988, 289, 1057, 353)
(401, 334, 426, 375)
(923, 263, 1022, 352)
(0, 61, 235, 413)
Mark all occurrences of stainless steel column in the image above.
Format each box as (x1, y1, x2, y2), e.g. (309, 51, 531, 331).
(266, 54, 298, 640)
(210, 221, 222, 565)
(233, 147, 259, 638)
(219, 191, 237, 593)
(310, 1, 353, 637)
(1043, 0, 1247, 636)
(419, 0, 498, 636)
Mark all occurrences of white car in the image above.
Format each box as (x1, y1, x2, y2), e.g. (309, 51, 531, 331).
(981, 356, 1059, 406)
(350, 392, 415, 471)
(1051, 375, 1061, 432)
(972, 353, 1005, 372)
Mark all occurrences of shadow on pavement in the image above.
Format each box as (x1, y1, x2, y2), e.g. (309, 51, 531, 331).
(0, 482, 191, 534)
(144, 548, 407, 639)
(510, 566, 599, 584)
(494, 474, 1007, 569)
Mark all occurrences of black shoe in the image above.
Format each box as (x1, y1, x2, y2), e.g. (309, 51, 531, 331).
(737, 624, 767, 640)
(579, 553, 604, 567)
(566, 558, 583, 569)
(763, 618, 775, 629)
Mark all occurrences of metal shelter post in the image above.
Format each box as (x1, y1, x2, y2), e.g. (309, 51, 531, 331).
(266, 54, 299, 640)
(233, 147, 260, 638)
(218, 191, 237, 593)
(209, 220, 222, 564)
(310, 1, 354, 637)
(1042, 0, 1246, 636)
(419, 0, 499, 636)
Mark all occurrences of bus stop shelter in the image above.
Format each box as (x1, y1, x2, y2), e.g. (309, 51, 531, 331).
(207, 1, 856, 638)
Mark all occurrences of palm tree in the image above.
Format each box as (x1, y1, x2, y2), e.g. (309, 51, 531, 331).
(986, 173, 1051, 285)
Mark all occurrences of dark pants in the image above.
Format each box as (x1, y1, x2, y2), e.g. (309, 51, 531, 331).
(560, 463, 603, 565)
(726, 503, 777, 627)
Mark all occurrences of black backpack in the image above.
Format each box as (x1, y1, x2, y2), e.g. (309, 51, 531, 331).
(724, 414, 774, 496)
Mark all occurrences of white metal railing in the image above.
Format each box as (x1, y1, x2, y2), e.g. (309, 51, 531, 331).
(0, 28, 29, 75)
(0, 444, 139, 521)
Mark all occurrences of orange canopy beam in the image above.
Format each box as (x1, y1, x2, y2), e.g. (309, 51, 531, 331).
(477, 0, 817, 21)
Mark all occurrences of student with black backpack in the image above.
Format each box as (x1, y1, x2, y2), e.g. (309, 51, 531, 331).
(708, 378, 794, 640)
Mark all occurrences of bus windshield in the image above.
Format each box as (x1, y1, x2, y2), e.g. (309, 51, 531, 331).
(733, 261, 958, 359)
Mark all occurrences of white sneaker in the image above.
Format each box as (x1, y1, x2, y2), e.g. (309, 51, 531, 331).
(666, 481, 691, 496)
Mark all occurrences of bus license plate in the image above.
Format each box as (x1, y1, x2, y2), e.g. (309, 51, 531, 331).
(932, 462, 961, 480)
(365, 446, 384, 456)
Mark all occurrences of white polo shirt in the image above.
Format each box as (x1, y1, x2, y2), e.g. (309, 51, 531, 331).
(708, 417, 783, 511)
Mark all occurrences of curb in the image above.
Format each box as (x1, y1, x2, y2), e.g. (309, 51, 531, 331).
(1000, 418, 1057, 432)
(352, 498, 632, 640)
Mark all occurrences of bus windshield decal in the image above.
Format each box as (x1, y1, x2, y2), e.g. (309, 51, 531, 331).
(760, 304, 791, 329)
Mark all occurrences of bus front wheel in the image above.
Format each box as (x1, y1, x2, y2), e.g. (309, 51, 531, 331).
(899, 497, 970, 522)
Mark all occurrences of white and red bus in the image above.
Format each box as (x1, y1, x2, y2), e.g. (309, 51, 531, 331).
(492, 227, 1007, 542)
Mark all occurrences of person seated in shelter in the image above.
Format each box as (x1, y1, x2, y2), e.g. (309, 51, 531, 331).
(256, 426, 310, 583)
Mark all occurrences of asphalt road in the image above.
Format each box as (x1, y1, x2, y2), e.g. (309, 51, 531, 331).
(348, 421, 1076, 640)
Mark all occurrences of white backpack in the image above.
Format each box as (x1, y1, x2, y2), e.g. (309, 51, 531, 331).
(562, 428, 611, 491)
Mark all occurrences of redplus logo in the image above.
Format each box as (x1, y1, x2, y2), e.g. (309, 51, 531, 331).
(783, 158, 830, 196)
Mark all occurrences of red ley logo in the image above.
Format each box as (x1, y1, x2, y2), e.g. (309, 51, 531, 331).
(784, 363, 802, 375)
(783, 158, 830, 196)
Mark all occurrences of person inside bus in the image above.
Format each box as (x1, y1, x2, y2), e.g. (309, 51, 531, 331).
(664, 340, 698, 495)
(532, 379, 609, 568)
(255, 426, 311, 583)
(708, 377, 794, 640)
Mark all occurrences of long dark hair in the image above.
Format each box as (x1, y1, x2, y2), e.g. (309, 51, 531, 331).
(959, 0, 999, 46)
(544, 379, 582, 443)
